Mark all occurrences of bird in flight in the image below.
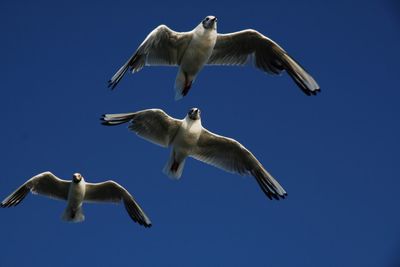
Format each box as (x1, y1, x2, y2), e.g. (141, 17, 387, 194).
(108, 15, 320, 100)
(101, 108, 287, 200)
(1, 172, 152, 227)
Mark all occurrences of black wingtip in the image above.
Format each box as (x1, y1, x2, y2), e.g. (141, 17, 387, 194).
(99, 115, 107, 125)
(300, 86, 321, 96)
(107, 80, 117, 90)
(100, 116, 112, 126)
(267, 192, 288, 201)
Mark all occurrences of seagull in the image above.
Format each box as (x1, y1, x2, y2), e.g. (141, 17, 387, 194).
(101, 108, 287, 200)
(108, 15, 320, 100)
(0, 172, 152, 227)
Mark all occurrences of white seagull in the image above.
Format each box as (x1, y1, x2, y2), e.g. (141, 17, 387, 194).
(108, 15, 320, 99)
(101, 108, 287, 200)
(0, 172, 152, 227)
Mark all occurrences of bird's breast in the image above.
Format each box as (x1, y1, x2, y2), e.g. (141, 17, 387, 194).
(181, 31, 217, 73)
(67, 181, 86, 208)
(173, 121, 202, 154)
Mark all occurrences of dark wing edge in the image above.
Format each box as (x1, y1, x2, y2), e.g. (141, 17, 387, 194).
(108, 25, 190, 89)
(84, 181, 152, 228)
(101, 109, 182, 147)
(208, 30, 320, 95)
(192, 129, 287, 200)
(1, 171, 70, 207)
(0, 183, 31, 207)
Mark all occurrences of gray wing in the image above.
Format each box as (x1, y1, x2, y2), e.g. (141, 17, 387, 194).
(102, 108, 182, 147)
(207, 30, 320, 95)
(191, 129, 287, 200)
(108, 24, 193, 89)
(1, 171, 70, 207)
(84, 181, 151, 227)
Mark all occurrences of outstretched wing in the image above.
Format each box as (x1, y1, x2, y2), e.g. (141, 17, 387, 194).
(108, 25, 192, 89)
(84, 180, 152, 227)
(191, 129, 287, 200)
(208, 30, 320, 95)
(102, 109, 182, 147)
(1, 171, 70, 207)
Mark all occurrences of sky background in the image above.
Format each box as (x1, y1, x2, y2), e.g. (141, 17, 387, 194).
(0, 0, 399, 266)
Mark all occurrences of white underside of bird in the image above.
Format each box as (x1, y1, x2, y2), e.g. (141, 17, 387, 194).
(62, 176, 86, 222)
(162, 112, 203, 178)
(174, 23, 217, 99)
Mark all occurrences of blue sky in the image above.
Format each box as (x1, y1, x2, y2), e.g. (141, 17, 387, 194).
(0, 0, 399, 266)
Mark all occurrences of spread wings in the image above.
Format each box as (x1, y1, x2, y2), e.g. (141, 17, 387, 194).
(1, 172, 70, 207)
(108, 25, 192, 89)
(84, 180, 151, 227)
(102, 109, 182, 147)
(208, 30, 320, 95)
(192, 129, 287, 200)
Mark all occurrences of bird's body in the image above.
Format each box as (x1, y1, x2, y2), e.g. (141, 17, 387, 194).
(175, 22, 217, 97)
(108, 15, 320, 99)
(102, 108, 287, 200)
(165, 113, 203, 177)
(62, 175, 86, 222)
(1, 172, 151, 227)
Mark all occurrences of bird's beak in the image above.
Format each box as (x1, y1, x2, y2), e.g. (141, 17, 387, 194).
(73, 174, 82, 183)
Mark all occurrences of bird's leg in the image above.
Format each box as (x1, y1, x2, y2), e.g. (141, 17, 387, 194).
(70, 209, 76, 219)
(170, 150, 180, 173)
(170, 161, 179, 173)
(182, 73, 192, 96)
(182, 81, 192, 96)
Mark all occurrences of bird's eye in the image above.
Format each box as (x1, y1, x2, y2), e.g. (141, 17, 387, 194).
(205, 17, 209, 21)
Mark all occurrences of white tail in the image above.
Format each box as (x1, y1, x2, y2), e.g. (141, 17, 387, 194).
(61, 207, 85, 223)
(174, 69, 186, 100)
(163, 153, 186, 180)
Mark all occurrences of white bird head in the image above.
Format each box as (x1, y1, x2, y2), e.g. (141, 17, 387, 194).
(188, 108, 201, 121)
(72, 173, 83, 183)
(202, 15, 217, 30)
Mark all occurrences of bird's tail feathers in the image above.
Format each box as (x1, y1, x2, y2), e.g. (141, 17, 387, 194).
(61, 207, 85, 223)
(174, 70, 186, 100)
(174, 70, 194, 100)
(163, 155, 186, 180)
(281, 53, 320, 96)
(101, 112, 136, 126)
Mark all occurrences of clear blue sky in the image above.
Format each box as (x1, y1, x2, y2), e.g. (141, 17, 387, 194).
(0, 0, 399, 266)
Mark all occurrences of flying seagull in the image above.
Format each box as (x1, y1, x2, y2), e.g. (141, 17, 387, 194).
(108, 15, 320, 99)
(0, 172, 152, 227)
(101, 108, 287, 200)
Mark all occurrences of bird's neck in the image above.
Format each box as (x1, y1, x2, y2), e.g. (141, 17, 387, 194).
(183, 116, 202, 131)
(195, 24, 216, 36)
